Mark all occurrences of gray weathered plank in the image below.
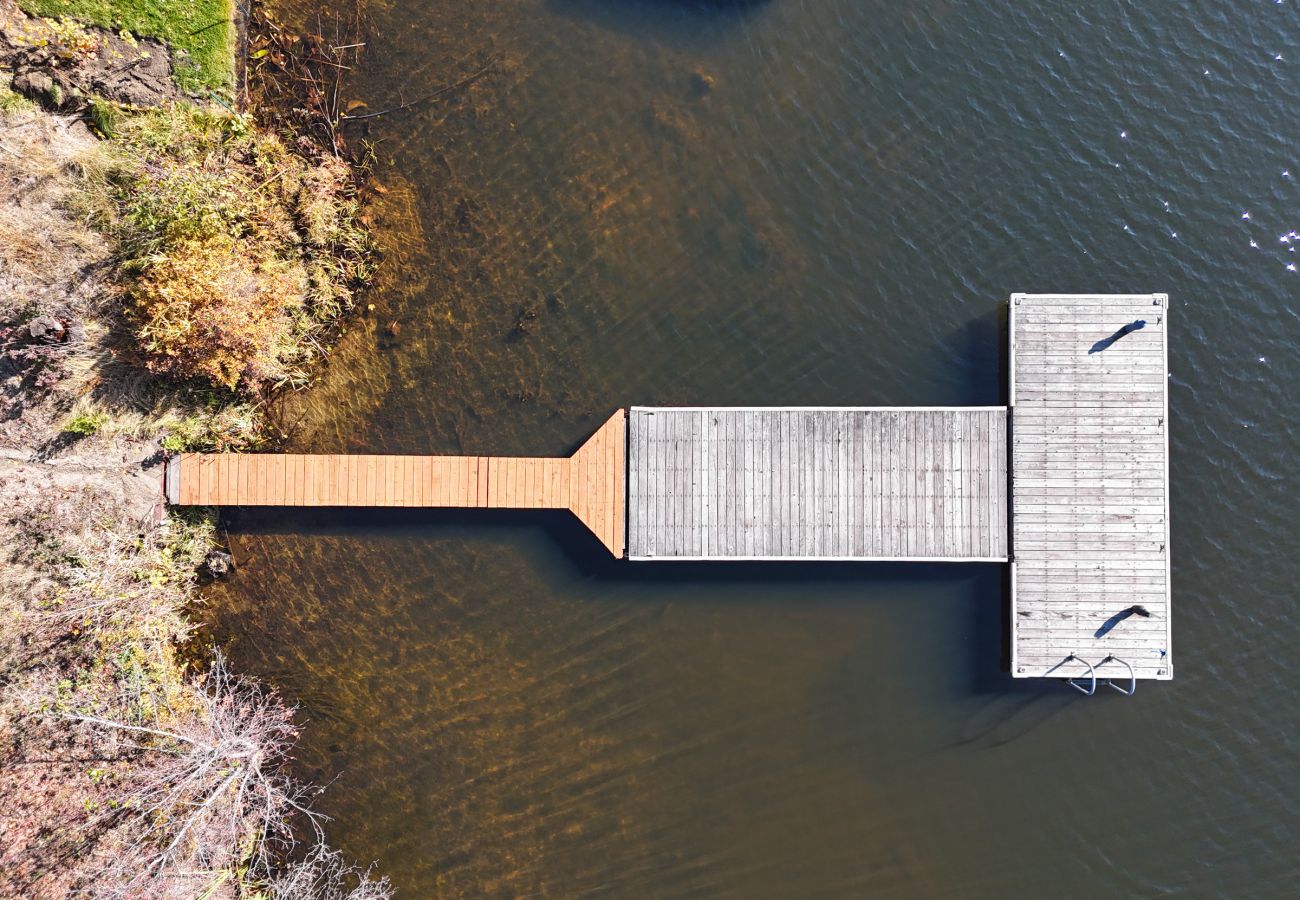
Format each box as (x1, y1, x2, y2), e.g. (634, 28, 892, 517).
(1010, 294, 1172, 681)
(627, 408, 1007, 560)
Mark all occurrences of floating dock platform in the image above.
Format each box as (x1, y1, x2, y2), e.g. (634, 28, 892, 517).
(1009, 294, 1171, 682)
(166, 294, 1171, 685)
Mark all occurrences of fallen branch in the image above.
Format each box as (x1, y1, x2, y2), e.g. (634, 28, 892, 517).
(53, 654, 323, 896)
(57, 714, 195, 747)
(341, 56, 496, 121)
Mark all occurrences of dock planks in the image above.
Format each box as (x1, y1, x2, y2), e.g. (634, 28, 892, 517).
(1010, 294, 1172, 681)
(625, 407, 1008, 560)
(167, 410, 626, 558)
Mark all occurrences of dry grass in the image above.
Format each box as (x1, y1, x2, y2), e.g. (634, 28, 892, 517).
(0, 487, 391, 898)
(0, 97, 364, 451)
(131, 234, 307, 390)
(0, 104, 107, 319)
(0, 99, 388, 897)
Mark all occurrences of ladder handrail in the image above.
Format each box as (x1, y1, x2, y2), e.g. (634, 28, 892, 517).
(1100, 655, 1136, 696)
(1065, 654, 1096, 695)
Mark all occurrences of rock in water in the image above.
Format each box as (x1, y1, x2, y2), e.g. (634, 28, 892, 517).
(203, 550, 233, 578)
(689, 68, 716, 98)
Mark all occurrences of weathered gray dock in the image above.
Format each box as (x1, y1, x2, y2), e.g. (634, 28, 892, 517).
(627, 407, 1007, 561)
(1010, 294, 1172, 683)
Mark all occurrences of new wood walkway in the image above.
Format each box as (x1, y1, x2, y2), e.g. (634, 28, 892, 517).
(167, 410, 626, 557)
(1010, 294, 1172, 682)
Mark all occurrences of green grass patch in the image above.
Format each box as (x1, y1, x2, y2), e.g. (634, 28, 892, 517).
(62, 410, 109, 434)
(18, 0, 236, 93)
(0, 74, 37, 112)
(87, 96, 119, 136)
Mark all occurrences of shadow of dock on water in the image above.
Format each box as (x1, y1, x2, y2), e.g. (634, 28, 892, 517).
(217, 504, 1045, 704)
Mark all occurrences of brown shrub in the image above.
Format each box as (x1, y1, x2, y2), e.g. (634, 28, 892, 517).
(132, 235, 306, 390)
(88, 103, 374, 394)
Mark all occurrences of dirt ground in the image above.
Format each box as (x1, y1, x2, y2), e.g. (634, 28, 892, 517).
(0, 91, 165, 499)
(0, 0, 181, 109)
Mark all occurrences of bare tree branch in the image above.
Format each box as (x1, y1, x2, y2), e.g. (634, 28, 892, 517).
(52, 652, 326, 897)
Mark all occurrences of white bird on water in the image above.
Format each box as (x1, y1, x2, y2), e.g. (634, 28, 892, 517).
(1284, 170, 1291, 178)
(1289, 263, 1297, 272)
(1251, 239, 1259, 248)
(1242, 212, 1251, 220)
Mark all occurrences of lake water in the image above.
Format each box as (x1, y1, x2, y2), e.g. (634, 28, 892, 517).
(206, 0, 1300, 895)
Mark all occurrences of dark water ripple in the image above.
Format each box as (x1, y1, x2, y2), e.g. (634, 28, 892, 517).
(204, 0, 1300, 895)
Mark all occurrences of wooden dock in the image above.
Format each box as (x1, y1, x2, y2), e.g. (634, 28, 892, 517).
(165, 293, 1173, 686)
(166, 410, 626, 557)
(1010, 294, 1172, 682)
(626, 407, 1007, 560)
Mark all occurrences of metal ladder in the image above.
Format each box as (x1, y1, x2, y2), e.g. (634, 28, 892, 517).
(1065, 654, 1136, 696)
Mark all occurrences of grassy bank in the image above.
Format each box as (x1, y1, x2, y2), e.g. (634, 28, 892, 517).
(1, 0, 384, 894)
(17, 0, 235, 92)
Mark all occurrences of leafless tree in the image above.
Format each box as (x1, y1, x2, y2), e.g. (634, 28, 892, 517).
(59, 652, 325, 898)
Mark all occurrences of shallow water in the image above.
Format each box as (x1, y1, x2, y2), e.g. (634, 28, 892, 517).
(208, 0, 1300, 895)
